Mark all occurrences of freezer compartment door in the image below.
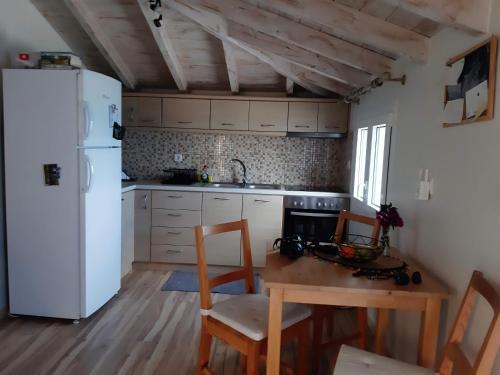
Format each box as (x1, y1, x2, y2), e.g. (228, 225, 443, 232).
(80, 147, 121, 317)
(79, 70, 122, 148)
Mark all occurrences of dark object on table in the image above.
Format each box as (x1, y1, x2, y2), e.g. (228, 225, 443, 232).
(337, 234, 383, 263)
(394, 271, 410, 286)
(274, 235, 305, 259)
(412, 271, 422, 284)
(162, 168, 197, 185)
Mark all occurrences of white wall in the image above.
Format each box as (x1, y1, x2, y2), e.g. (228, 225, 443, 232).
(0, 0, 72, 309)
(350, 3, 500, 372)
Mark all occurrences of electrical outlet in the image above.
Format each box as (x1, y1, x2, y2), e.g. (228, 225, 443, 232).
(174, 153, 183, 162)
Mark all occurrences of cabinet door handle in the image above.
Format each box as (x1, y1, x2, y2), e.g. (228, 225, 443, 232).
(221, 122, 235, 126)
(254, 199, 270, 203)
(213, 197, 230, 201)
(177, 121, 192, 124)
(121, 198, 125, 201)
(166, 249, 183, 253)
(139, 119, 155, 123)
(143, 194, 148, 209)
(168, 195, 183, 199)
(167, 231, 181, 235)
(295, 125, 310, 128)
(167, 213, 182, 217)
(260, 124, 276, 127)
(324, 125, 341, 129)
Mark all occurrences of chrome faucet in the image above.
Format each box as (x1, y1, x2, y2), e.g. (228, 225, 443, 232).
(230, 158, 247, 184)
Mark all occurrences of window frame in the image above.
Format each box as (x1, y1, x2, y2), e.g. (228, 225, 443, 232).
(352, 114, 393, 210)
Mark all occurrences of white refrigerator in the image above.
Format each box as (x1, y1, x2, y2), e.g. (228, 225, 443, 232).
(3, 69, 122, 319)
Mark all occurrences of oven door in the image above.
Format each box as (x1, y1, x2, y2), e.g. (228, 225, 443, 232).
(283, 208, 340, 243)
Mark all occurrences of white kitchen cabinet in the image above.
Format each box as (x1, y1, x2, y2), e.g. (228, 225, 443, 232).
(152, 191, 202, 210)
(242, 195, 283, 267)
(151, 245, 197, 264)
(162, 98, 210, 129)
(151, 227, 195, 246)
(122, 97, 161, 127)
(288, 102, 318, 132)
(249, 101, 288, 132)
(202, 193, 243, 266)
(317, 102, 349, 133)
(134, 190, 151, 262)
(152, 209, 201, 228)
(210, 100, 249, 131)
(121, 191, 134, 277)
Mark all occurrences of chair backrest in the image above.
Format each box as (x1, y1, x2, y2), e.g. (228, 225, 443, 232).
(194, 219, 255, 311)
(438, 270, 500, 375)
(334, 209, 381, 244)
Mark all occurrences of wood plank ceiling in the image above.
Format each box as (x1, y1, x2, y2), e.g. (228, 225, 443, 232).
(30, 0, 490, 97)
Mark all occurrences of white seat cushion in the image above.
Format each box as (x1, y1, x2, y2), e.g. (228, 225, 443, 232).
(206, 294, 311, 341)
(333, 345, 438, 375)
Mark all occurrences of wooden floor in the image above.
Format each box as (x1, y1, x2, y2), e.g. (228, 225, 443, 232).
(0, 269, 357, 374)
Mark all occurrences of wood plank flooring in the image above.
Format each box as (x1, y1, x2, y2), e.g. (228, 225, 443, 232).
(0, 269, 357, 374)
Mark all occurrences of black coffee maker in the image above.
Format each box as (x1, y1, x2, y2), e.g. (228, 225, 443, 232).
(273, 235, 305, 259)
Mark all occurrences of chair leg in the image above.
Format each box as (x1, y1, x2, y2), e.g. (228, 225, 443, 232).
(356, 307, 368, 350)
(198, 318, 213, 374)
(312, 308, 324, 374)
(296, 321, 309, 375)
(246, 341, 261, 375)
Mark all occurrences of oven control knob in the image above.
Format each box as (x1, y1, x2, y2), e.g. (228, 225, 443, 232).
(330, 203, 335, 208)
(299, 201, 304, 207)
(293, 201, 298, 206)
(317, 202, 322, 207)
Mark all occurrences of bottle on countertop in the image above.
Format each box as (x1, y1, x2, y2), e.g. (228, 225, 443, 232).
(200, 165, 210, 183)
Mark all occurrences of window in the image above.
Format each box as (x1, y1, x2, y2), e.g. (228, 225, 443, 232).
(352, 116, 392, 209)
(353, 127, 368, 201)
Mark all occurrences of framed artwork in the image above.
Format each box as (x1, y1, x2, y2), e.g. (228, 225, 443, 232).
(443, 36, 497, 127)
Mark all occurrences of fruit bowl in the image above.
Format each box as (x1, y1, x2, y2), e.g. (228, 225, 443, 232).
(337, 234, 383, 263)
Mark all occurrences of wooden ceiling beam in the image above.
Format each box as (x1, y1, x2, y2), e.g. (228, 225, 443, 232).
(286, 78, 294, 95)
(137, 1, 188, 91)
(384, 0, 491, 34)
(222, 41, 239, 93)
(64, 0, 136, 89)
(257, 0, 429, 63)
(166, 0, 353, 96)
(181, 0, 392, 76)
(226, 21, 373, 87)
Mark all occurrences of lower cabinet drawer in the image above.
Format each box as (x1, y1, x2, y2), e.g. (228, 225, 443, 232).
(151, 227, 195, 245)
(151, 245, 197, 264)
(152, 209, 201, 227)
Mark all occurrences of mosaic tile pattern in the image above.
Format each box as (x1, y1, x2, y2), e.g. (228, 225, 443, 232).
(123, 129, 351, 190)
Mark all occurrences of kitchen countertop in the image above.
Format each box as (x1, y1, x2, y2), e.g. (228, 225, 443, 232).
(121, 180, 350, 198)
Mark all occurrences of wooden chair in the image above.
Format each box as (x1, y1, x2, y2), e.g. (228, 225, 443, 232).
(334, 270, 500, 375)
(194, 219, 312, 375)
(313, 210, 381, 370)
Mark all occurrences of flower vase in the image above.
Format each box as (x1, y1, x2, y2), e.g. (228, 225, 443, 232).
(381, 229, 390, 256)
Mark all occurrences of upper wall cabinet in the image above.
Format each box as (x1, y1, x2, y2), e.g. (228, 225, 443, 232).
(210, 100, 249, 131)
(249, 101, 288, 132)
(288, 102, 318, 132)
(317, 102, 349, 133)
(162, 98, 210, 129)
(122, 97, 162, 127)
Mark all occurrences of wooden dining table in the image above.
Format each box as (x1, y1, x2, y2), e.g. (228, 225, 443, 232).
(262, 251, 449, 375)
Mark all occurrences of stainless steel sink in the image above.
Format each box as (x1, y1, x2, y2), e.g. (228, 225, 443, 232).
(196, 182, 283, 190)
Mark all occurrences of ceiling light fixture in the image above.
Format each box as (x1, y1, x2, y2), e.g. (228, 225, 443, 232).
(149, 0, 161, 11)
(153, 14, 163, 28)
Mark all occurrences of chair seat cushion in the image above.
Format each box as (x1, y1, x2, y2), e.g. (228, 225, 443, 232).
(333, 345, 438, 375)
(207, 294, 311, 341)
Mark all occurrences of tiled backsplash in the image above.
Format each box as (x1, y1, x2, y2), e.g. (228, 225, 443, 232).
(123, 129, 351, 190)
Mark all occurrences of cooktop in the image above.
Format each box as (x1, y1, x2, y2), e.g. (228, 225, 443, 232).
(285, 185, 347, 193)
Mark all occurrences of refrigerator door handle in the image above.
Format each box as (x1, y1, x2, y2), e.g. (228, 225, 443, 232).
(84, 155, 95, 193)
(83, 101, 94, 140)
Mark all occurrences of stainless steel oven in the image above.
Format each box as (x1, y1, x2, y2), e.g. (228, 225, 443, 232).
(283, 195, 350, 243)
